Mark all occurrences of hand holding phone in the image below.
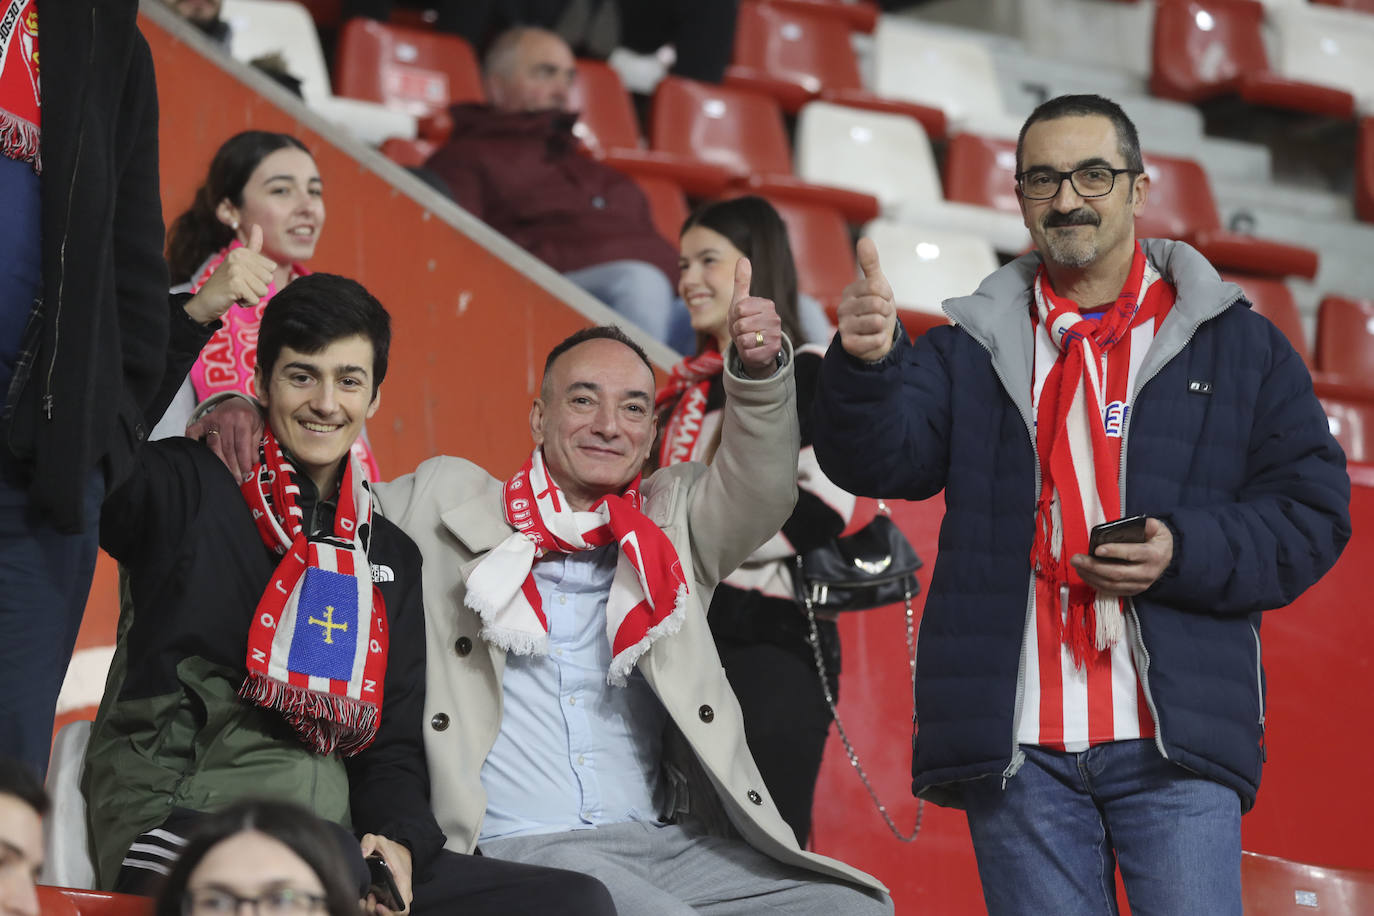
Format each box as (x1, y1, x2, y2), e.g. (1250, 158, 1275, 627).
(366, 853, 404, 913)
(1088, 515, 1149, 560)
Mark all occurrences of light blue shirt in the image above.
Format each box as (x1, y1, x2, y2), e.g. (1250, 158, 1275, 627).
(479, 544, 669, 841)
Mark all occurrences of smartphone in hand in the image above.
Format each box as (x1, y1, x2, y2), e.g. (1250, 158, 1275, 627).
(1088, 515, 1148, 560)
(366, 853, 404, 912)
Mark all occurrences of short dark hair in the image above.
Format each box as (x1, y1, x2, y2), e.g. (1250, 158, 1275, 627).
(256, 274, 392, 399)
(540, 326, 653, 397)
(1016, 94, 1143, 175)
(679, 196, 804, 349)
(154, 800, 360, 916)
(0, 757, 48, 817)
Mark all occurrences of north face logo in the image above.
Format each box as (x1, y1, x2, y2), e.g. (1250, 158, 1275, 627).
(371, 564, 395, 583)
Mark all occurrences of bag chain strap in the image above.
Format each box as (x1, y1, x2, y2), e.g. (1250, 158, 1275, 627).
(803, 585, 924, 842)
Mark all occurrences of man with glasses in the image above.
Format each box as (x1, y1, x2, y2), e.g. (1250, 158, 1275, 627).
(810, 94, 1350, 914)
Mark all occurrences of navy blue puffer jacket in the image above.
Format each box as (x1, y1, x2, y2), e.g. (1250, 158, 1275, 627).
(812, 240, 1350, 811)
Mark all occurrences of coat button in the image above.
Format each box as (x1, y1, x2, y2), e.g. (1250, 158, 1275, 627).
(698, 705, 714, 723)
(454, 637, 472, 657)
(431, 713, 449, 731)
(747, 790, 763, 805)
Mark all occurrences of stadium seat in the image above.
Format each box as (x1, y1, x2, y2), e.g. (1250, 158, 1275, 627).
(1241, 850, 1374, 914)
(1315, 294, 1374, 376)
(40, 720, 95, 889)
(725, 1, 946, 137)
(1020, 0, 1157, 80)
(862, 220, 997, 332)
(1137, 153, 1319, 279)
(649, 77, 880, 222)
(795, 102, 1030, 254)
(1220, 272, 1310, 365)
(35, 887, 80, 916)
(871, 17, 1023, 138)
(1311, 0, 1374, 10)
(1267, 3, 1374, 114)
(1360, 117, 1374, 223)
(379, 137, 438, 169)
(567, 58, 643, 155)
(754, 0, 880, 31)
(1149, 0, 1355, 119)
(758, 197, 856, 309)
(630, 174, 690, 247)
(333, 18, 482, 118)
(42, 889, 155, 916)
(943, 131, 1022, 216)
(219, 0, 416, 144)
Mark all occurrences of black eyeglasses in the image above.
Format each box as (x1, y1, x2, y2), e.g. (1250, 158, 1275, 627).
(1015, 166, 1139, 200)
(182, 888, 327, 916)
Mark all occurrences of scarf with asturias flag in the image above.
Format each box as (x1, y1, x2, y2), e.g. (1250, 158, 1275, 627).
(239, 428, 389, 756)
(1031, 244, 1175, 667)
(464, 448, 688, 686)
(0, 0, 39, 171)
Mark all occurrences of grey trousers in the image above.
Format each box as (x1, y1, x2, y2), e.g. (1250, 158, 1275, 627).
(479, 820, 893, 916)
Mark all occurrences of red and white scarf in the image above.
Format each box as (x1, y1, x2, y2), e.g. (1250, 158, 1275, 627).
(1031, 245, 1175, 667)
(186, 244, 381, 480)
(654, 346, 724, 467)
(239, 429, 389, 756)
(0, 0, 40, 171)
(464, 449, 688, 686)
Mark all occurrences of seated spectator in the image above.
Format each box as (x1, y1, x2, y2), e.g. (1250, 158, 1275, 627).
(155, 130, 379, 480)
(83, 275, 614, 915)
(156, 0, 305, 94)
(154, 800, 361, 916)
(424, 27, 686, 346)
(656, 196, 854, 845)
(0, 758, 45, 916)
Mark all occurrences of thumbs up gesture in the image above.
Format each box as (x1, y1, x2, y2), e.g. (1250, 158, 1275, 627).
(838, 237, 897, 362)
(727, 257, 784, 379)
(183, 224, 279, 325)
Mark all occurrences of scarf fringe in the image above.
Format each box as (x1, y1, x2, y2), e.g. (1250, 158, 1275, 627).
(0, 111, 39, 173)
(606, 583, 689, 687)
(478, 622, 549, 658)
(240, 672, 379, 757)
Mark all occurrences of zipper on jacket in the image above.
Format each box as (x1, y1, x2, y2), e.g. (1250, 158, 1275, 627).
(1251, 622, 1266, 762)
(1114, 283, 1245, 760)
(44, 7, 96, 420)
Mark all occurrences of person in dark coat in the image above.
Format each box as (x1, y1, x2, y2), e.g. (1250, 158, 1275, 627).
(811, 94, 1351, 916)
(0, 0, 171, 777)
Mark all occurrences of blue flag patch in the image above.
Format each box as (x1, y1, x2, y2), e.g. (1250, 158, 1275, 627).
(288, 567, 359, 681)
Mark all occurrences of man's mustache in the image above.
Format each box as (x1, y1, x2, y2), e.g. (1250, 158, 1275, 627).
(1043, 210, 1100, 228)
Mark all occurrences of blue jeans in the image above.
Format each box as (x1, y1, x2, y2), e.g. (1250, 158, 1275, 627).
(563, 260, 683, 347)
(0, 459, 103, 776)
(963, 740, 1241, 916)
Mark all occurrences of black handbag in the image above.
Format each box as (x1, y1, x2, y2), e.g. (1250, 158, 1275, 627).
(791, 511, 922, 612)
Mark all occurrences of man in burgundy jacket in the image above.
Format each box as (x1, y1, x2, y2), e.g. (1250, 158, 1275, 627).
(424, 27, 684, 345)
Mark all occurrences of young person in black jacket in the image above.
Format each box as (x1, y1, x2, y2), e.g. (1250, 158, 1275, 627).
(85, 275, 615, 915)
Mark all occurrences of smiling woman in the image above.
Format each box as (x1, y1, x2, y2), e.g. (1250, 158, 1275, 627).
(151, 132, 379, 478)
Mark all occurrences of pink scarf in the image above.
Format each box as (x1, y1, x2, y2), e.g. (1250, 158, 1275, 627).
(239, 428, 389, 756)
(464, 449, 688, 685)
(654, 346, 724, 467)
(0, 0, 40, 171)
(1031, 245, 1175, 667)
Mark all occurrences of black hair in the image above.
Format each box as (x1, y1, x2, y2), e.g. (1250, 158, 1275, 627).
(540, 325, 654, 397)
(1016, 94, 1144, 175)
(256, 274, 391, 398)
(679, 196, 804, 349)
(0, 757, 48, 817)
(166, 131, 312, 284)
(153, 800, 359, 916)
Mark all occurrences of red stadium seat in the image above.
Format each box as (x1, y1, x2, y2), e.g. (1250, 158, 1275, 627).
(1315, 295, 1374, 376)
(649, 77, 880, 222)
(758, 197, 855, 309)
(1241, 850, 1374, 914)
(943, 132, 1022, 215)
(1136, 154, 1319, 279)
(567, 58, 644, 155)
(379, 137, 439, 168)
(1310, 0, 1374, 11)
(1149, 0, 1355, 119)
(1358, 117, 1374, 223)
(1220, 272, 1310, 366)
(39, 888, 153, 916)
(333, 18, 483, 118)
(725, 1, 946, 137)
(630, 174, 690, 247)
(754, 0, 880, 32)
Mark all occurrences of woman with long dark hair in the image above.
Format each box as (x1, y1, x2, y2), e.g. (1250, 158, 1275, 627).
(654, 195, 856, 845)
(152, 131, 379, 478)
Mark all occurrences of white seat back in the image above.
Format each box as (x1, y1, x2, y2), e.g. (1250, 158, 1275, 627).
(40, 720, 96, 889)
(862, 220, 999, 316)
(220, 0, 331, 105)
(1269, 5, 1374, 114)
(872, 18, 1007, 132)
(796, 101, 943, 210)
